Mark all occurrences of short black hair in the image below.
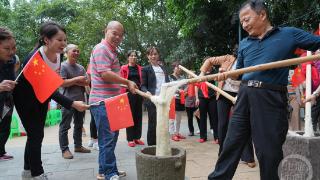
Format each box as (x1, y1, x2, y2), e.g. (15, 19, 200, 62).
(0, 27, 14, 42)
(240, 0, 269, 18)
(126, 50, 137, 58)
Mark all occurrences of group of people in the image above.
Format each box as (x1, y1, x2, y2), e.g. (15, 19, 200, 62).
(1, 0, 320, 180)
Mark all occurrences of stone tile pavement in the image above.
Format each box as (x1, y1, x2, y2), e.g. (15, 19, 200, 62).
(1, 111, 259, 180)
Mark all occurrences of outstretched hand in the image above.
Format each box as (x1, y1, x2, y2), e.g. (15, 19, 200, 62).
(127, 80, 138, 94)
(304, 94, 316, 105)
(0, 80, 17, 92)
(72, 101, 90, 112)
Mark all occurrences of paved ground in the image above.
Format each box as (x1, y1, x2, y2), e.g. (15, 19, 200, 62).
(1, 111, 259, 180)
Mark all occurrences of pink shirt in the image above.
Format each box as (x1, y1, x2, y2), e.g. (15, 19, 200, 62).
(89, 39, 120, 104)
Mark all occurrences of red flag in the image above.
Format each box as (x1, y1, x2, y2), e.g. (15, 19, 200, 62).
(179, 90, 185, 104)
(104, 93, 134, 131)
(169, 98, 175, 119)
(187, 84, 195, 97)
(23, 51, 63, 103)
(291, 67, 305, 87)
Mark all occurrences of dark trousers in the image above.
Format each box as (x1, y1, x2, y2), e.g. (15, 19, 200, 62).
(199, 97, 218, 140)
(126, 93, 143, 141)
(186, 107, 200, 133)
(90, 111, 98, 139)
(146, 100, 157, 146)
(14, 98, 48, 177)
(312, 96, 320, 131)
(208, 86, 288, 180)
(59, 107, 85, 152)
(217, 92, 254, 163)
(0, 111, 13, 156)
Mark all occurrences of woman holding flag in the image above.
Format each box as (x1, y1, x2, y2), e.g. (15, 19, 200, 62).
(13, 22, 88, 180)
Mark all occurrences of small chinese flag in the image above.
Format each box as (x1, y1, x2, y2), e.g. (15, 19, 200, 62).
(169, 98, 175, 119)
(23, 51, 63, 103)
(180, 90, 185, 104)
(104, 93, 134, 131)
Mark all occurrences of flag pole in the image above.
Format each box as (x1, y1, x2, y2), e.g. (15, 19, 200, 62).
(119, 85, 153, 100)
(186, 54, 320, 84)
(179, 65, 237, 104)
(89, 92, 129, 106)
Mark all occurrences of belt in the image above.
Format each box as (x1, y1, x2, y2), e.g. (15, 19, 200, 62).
(241, 80, 287, 92)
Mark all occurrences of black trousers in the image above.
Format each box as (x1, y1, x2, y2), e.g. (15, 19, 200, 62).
(185, 107, 200, 133)
(14, 97, 48, 177)
(217, 92, 254, 163)
(199, 97, 218, 140)
(0, 110, 13, 156)
(146, 100, 157, 146)
(126, 93, 143, 141)
(208, 86, 288, 180)
(59, 107, 85, 151)
(311, 96, 320, 131)
(90, 111, 98, 139)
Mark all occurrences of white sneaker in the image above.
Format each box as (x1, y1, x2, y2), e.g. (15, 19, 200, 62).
(93, 142, 99, 151)
(196, 130, 200, 134)
(87, 139, 96, 147)
(21, 170, 32, 180)
(32, 173, 48, 180)
(109, 175, 119, 180)
(210, 129, 214, 135)
(118, 170, 126, 177)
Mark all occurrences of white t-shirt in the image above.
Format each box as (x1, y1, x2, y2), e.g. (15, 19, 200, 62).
(152, 65, 165, 96)
(222, 61, 240, 93)
(39, 46, 61, 72)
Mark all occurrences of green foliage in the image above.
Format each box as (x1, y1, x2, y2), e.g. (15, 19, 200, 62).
(1, 0, 319, 70)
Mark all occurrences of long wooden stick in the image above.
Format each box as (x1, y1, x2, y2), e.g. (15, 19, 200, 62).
(187, 54, 320, 84)
(119, 85, 152, 100)
(179, 65, 237, 104)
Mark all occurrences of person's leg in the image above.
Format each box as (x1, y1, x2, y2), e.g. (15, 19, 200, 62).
(208, 97, 219, 140)
(240, 138, 255, 163)
(175, 111, 183, 135)
(134, 95, 143, 140)
(0, 112, 13, 158)
(91, 104, 119, 178)
(249, 89, 288, 180)
(90, 112, 98, 139)
(199, 98, 208, 141)
(217, 96, 233, 154)
(73, 110, 85, 149)
(59, 107, 73, 152)
(126, 93, 136, 142)
(186, 107, 195, 134)
(208, 86, 251, 180)
(146, 101, 157, 146)
(311, 96, 320, 131)
(15, 102, 47, 177)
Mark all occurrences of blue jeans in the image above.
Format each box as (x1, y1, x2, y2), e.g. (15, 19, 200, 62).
(91, 104, 119, 180)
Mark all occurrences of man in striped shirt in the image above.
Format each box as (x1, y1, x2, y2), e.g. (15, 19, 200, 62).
(89, 21, 137, 180)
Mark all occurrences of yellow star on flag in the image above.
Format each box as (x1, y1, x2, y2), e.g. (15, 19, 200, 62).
(33, 58, 38, 66)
